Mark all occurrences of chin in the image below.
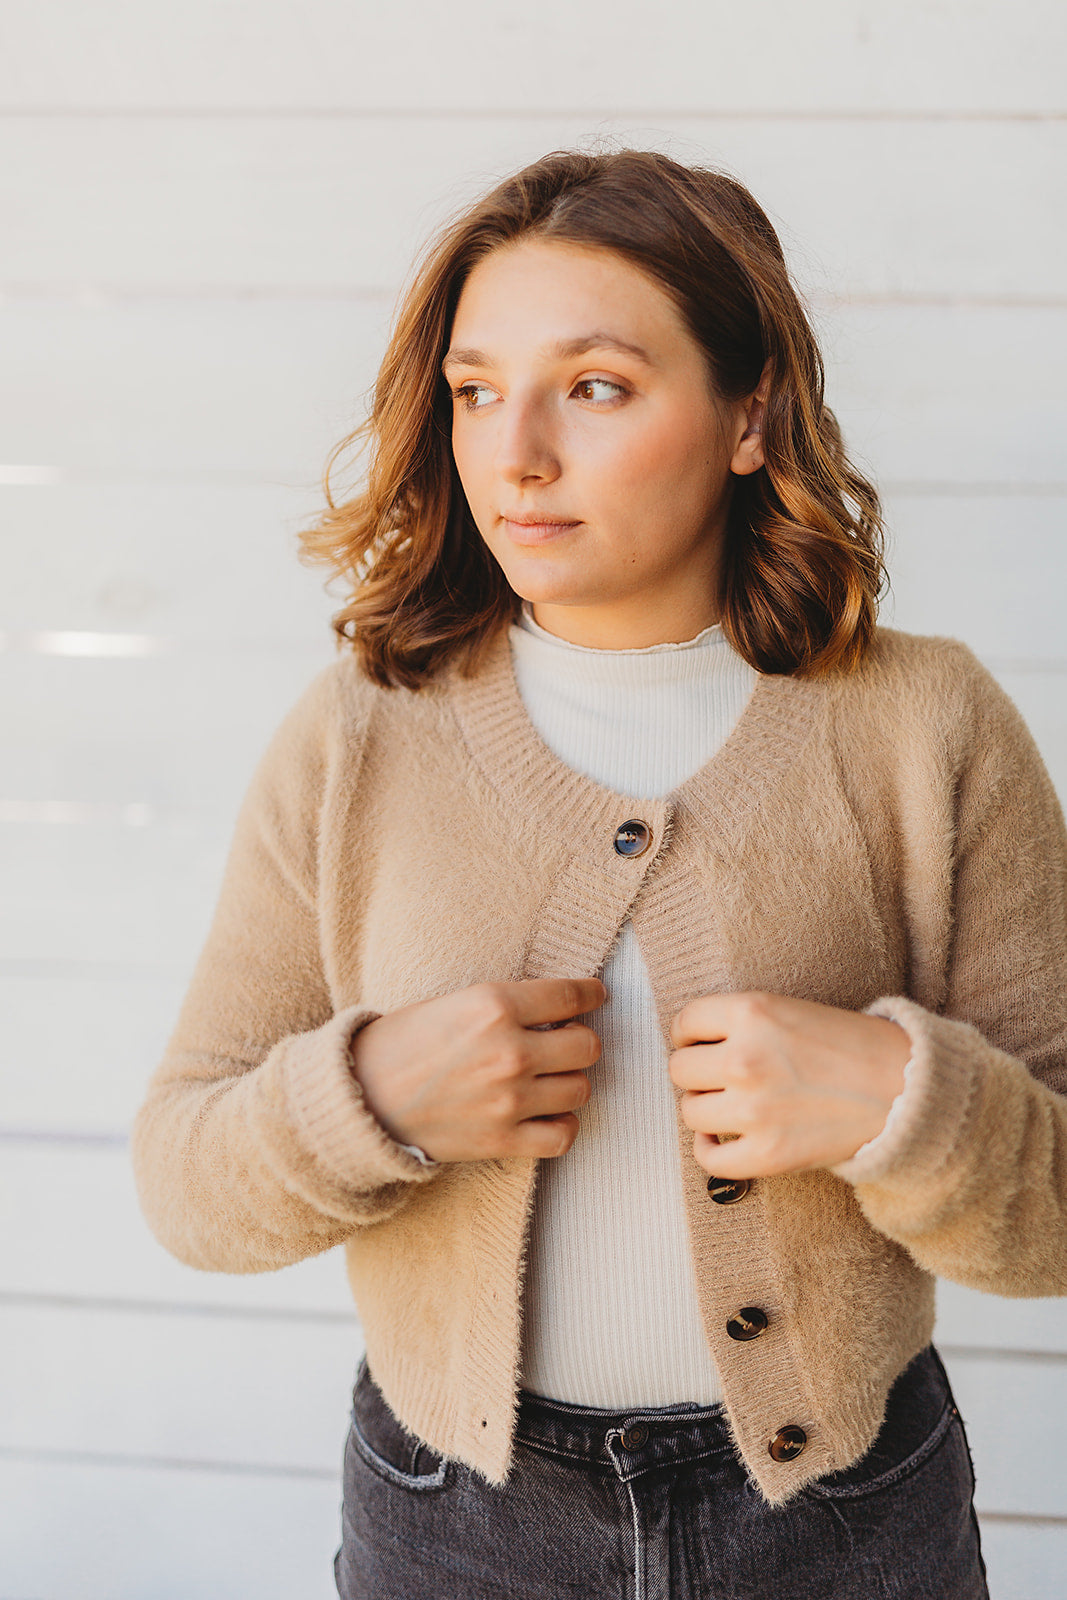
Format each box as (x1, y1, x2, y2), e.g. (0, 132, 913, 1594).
(507, 583, 591, 611)
(497, 569, 578, 607)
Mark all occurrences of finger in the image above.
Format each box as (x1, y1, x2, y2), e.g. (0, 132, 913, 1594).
(678, 1088, 738, 1135)
(690, 1130, 756, 1178)
(522, 1069, 592, 1120)
(667, 1042, 728, 1091)
(528, 1022, 602, 1075)
(508, 1112, 582, 1160)
(507, 977, 609, 1028)
(669, 993, 732, 1051)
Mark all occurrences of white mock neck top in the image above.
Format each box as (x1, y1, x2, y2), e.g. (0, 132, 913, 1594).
(509, 603, 759, 1406)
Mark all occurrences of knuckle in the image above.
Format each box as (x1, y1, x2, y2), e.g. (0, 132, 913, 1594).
(487, 1087, 520, 1125)
(741, 1090, 772, 1127)
(471, 982, 513, 1026)
(681, 1091, 707, 1129)
(491, 1042, 526, 1081)
(730, 1047, 762, 1084)
(735, 991, 768, 1024)
(669, 1004, 692, 1047)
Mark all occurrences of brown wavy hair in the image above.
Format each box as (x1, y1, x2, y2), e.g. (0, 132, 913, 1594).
(299, 147, 887, 688)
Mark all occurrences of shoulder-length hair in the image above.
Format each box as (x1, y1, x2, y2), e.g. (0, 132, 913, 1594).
(300, 147, 887, 688)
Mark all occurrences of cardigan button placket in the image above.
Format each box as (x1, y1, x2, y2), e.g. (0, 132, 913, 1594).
(726, 1307, 769, 1341)
(707, 1176, 751, 1204)
(768, 1425, 808, 1462)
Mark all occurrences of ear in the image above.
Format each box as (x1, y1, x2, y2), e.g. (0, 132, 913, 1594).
(730, 363, 771, 477)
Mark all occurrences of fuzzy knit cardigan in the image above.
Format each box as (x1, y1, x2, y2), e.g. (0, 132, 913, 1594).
(130, 624, 1067, 1508)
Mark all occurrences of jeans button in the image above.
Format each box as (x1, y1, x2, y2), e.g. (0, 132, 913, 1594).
(620, 1423, 649, 1450)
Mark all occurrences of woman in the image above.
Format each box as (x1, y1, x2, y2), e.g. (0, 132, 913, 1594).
(132, 149, 1067, 1598)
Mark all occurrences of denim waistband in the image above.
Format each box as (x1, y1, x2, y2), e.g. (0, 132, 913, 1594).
(515, 1383, 737, 1479)
(513, 1345, 946, 1482)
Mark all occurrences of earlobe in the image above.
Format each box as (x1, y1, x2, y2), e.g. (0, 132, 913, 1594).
(731, 422, 764, 477)
(731, 371, 769, 476)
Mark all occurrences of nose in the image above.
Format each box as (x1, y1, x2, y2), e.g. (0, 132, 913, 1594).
(494, 393, 561, 487)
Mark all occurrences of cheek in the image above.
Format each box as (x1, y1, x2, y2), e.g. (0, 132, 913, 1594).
(450, 425, 480, 498)
(600, 409, 724, 511)
(450, 412, 500, 484)
(450, 429, 505, 551)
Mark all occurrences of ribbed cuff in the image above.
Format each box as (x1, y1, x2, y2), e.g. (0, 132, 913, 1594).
(283, 1004, 442, 1193)
(829, 996, 986, 1187)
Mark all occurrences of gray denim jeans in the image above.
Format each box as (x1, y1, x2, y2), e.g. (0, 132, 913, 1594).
(335, 1344, 989, 1599)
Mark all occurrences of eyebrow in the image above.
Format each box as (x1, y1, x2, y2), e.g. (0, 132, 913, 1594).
(441, 332, 656, 374)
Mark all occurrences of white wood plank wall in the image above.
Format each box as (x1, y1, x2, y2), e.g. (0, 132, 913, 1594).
(2, 3, 1065, 1594)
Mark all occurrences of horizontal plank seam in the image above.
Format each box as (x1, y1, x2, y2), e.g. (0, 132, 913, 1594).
(1, 108, 1065, 123)
(0, 1291, 358, 1325)
(974, 1510, 1067, 1526)
(4, 285, 1067, 311)
(0, 1443, 338, 1480)
(0, 960, 179, 980)
(938, 1343, 1067, 1365)
(887, 482, 1067, 497)
(0, 1129, 129, 1146)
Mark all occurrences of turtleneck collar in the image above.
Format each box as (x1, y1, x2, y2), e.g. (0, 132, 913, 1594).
(504, 602, 760, 797)
(509, 602, 741, 700)
(515, 601, 726, 656)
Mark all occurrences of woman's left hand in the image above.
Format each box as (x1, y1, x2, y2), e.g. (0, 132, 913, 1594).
(668, 991, 911, 1178)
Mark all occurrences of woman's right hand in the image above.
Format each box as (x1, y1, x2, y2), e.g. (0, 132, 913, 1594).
(347, 977, 607, 1163)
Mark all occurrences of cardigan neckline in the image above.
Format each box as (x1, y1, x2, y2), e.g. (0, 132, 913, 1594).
(447, 624, 825, 863)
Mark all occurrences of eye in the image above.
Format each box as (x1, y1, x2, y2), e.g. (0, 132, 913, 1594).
(572, 378, 627, 403)
(452, 383, 497, 411)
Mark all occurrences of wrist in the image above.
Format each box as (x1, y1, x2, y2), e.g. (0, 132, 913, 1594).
(346, 1023, 439, 1168)
(870, 1016, 910, 1112)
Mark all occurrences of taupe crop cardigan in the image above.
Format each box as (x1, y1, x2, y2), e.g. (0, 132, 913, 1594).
(131, 625, 1067, 1506)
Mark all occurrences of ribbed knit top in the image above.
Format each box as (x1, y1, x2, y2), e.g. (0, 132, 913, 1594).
(510, 604, 758, 1406)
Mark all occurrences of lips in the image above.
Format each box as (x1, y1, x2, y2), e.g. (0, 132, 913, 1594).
(501, 513, 581, 545)
(502, 513, 579, 526)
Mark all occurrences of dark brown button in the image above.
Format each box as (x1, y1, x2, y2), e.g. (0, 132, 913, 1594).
(707, 1176, 751, 1204)
(620, 1423, 649, 1450)
(768, 1426, 807, 1462)
(613, 820, 651, 858)
(726, 1307, 768, 1342)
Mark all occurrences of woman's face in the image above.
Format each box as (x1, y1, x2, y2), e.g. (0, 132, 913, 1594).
(444, 237, 766, 649)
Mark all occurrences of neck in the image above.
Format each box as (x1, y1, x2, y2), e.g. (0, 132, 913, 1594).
(528, 596, 721, 651)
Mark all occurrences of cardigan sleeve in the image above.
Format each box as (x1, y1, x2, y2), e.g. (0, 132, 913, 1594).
(129, 663, 437, 1275)
(829, 647, 1067, 1296)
